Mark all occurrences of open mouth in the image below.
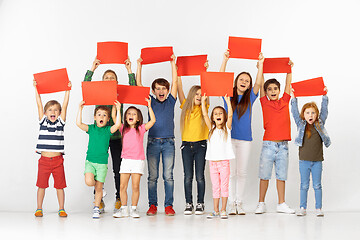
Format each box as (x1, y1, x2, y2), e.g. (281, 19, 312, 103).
(271, 94, 276, 97)
(159, 94, 165, 98)
(216, 118, 221, 121)
(129, 118, 134, 121)
(50, 115, 56, 120)
(99, 120, 104, 124)
(240, 84, 246, 88)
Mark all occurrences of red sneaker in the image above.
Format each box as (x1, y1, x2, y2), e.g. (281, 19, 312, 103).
(165, 206, 175, 216)
(146, 205, 157, 216)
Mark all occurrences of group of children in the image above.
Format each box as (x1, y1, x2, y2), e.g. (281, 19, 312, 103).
(33, 50, 330, 219)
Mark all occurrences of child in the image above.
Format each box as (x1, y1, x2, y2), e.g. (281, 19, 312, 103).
(220, 50, 262, 215)
(255, 55, 296, 214)
(113, 99, 156, 218)
(178, 72, 209, 215)
(33, 80, 71, 217)
(136, 55, 178, 216)
(84, 57, 136, 212)
(202, 94, 235, 219)
(76, 100, 122, 219)
(291, 87, 330, 217)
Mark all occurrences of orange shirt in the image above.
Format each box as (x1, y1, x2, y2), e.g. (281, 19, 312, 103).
(260, 93, 291, 141)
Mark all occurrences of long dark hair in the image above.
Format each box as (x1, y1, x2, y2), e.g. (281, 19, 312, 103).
(122, 106, 143, 136)
(231, 72, 253, 119)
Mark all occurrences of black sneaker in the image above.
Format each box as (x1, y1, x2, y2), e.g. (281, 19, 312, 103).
(195, 203, 205, 215)
(184, 203, 193, 215)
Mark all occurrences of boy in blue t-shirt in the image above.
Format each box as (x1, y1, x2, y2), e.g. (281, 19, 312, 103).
(136, 55, 177, 216)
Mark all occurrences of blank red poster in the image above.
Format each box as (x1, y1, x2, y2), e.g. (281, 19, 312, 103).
(292, 77, 326, 97)
(201, 72, 234, 97)
(228, 36, 262, 60)
(140, 47, 173, 64)
(33, 68, 71, 94)
(263, 58, 292, 73)
(117, 85, 150, 106)
(82, 81, 118, 105)
(176, 55, 208, 76)
(97, 42, 128, 64)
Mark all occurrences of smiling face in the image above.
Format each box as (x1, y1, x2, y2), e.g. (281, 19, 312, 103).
(266, 83, 280, 101)
(125, 108, 139, 127)
(194, 89, 202, 106)
(94, 109, 110, 127)
(45, 104, 61, 122)
(236, 73, 251, 94)
(212, 107, 226, 127)
(304, 107, 317, 125)
(152, 83, 169, 102)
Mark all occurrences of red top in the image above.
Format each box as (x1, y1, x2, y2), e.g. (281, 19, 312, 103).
(260, 93, 291, 141)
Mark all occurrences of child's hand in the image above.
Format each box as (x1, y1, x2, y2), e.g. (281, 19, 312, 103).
(290, 88, 295, 98)
(114, 100, 121, 110)
(201, 93, 207, 103)
(204, 60, 209, 70)
(125, 58, 132, 71)
(170, 54, 176, 62)
(224, 49, 230, 60)
(137, 57, 143, 66)
(145, 96, 151, 108)
(323, 86, 328, 95)
(33, 79, 37, 87)
(91, 58, 101, 72)
(224, 94, 231, 104)
(68, 81, 72, 88)
(288, 59, 294, 68)
(257, 52, 264, 68)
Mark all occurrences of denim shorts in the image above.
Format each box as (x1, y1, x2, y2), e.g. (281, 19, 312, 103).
(259, 141, 289, 181)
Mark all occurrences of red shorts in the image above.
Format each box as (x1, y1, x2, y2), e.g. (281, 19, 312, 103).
(36, 155, 67, 189)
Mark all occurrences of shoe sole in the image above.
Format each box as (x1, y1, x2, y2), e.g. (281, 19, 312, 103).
(165, 213, 175, 216)
(277, 211, 295, 214)
(195, 211, 204, 215)
(146, 212, 157, 216)
(184, 211, 193, 215)
(237, 212, 246, 215)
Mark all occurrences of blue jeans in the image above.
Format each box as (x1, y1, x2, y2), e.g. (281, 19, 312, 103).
(181, 140, 207, 204)
(299, 160, 323, 209)
(147, 138, 175, 207)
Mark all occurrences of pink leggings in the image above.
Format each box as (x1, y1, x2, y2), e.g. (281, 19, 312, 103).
(209, 160, 230, 198)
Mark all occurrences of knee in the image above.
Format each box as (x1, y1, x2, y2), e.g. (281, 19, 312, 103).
(313, 183, 322, 191)
(300, 182, 310, 191)
(120, 183, 128, 192)
(85, 178, 95, 187)
(132, 185, 140, 193)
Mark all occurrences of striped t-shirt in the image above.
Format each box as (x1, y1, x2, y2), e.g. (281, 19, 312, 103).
(36, 115, 65, 154)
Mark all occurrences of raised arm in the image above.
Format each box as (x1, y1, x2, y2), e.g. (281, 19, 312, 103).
(124, 57, 133, 74)
(33, 80, 44, 120)
(136, 58, 143, 87)
(76, 101, 89, 132)
(177, 76, 185, 104)
(90, 57, 101, 72)
(170, 54, 178, 99)
(201, 94, 212, 129)
(284, 59, 294, 95)
(290, 89, 302, 127)
(319, 87, 329, 123)
(84, 58, 100, 82)
(126, 58, 137, 86)
(224, 95, 233, 129)
(259, 54, 266, 98)
(145, 97, 156, 130)
(110, 101, 122, 133)
(60, 81, 71, 121)
(253, 53, 264, 95)
(220, 49, 229, 72)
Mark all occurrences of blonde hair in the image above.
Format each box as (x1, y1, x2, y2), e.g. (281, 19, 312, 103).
(180, 85, 205, 133)
(44, 100, 61, 112)
(208, 106, 228, 141)
(300, 102, 320, 138)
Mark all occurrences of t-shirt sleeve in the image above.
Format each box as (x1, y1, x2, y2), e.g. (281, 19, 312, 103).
(168, 93, 176, 105)
(107, 126, 114, 136)
(39, 115, 47, 125)
(86, 124, 93, 134)
(140, 124, 147, 133)
(260, 95, 268, 106)
(222, 97, 228, 113)
(180, 99, 186, 109)
(282, 92, 291, 103)
(250, 88, 259, 103)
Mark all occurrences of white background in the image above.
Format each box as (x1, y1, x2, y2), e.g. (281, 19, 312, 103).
(0, 0, 359, 213)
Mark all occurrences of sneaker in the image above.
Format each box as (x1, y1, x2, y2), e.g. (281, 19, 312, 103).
(297, 207, 307, 216)
(34, 209, 43, 217)
(113, 206, 129, 218)
(165, 206, 175, 216)
(58, 209, 68, 217)
(99, 199, 105, 213)
(228, 202, 237, 215)
(113, 209, 122, 218)
(220, 210, 228, 219)
(93, 207, 100, 219)
(195, 203, 205, 215)
(316, 209, 324, 217)
(114, 198, 121, 213)
(146, 205, 157, 216)
(184, 203, 193, 215)
(236, 203, 246, 215)
(255, 202, 266, 214)
(277, 202, 295, 214)
(130, 206, 140, 218)
(207, 211, 220, 219)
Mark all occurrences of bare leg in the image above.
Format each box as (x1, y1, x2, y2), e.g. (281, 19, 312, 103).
(276, 179, 285, 204)
(213, 198, 220, 212)
(56, 189, 65, 210)
(221, 197, 228, 212)
(131, 174, 142, 206)
(120, 173, 131, 206)
(85, 173, 96, 187)
(94, 182, 104, 207)
(37, 188, 45, 209)
(259, 179, 269, 202)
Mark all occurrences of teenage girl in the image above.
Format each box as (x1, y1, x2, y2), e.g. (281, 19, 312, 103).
(291, 87, 331, 217)
(113, 98, 156, 218)
(220, 50, 263, 215)
(202, 94, 235, 219)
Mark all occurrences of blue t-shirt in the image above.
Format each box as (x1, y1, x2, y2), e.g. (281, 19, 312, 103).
(148, 94, 176, 138)
(223, 89, 258, 141)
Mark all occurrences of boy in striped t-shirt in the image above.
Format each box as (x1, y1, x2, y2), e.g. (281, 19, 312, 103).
(33, 80, 71, 218)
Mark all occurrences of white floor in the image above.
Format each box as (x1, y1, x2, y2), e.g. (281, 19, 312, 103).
(1, 210, 359, 240)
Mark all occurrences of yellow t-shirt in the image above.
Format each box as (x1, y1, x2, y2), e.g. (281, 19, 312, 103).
(180, 99, 209, 142)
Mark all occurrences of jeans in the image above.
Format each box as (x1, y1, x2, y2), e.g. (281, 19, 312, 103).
(147, 138, 175, 207)
(181, 140, 207, 204)
(109, 139, 122, 199)
(299, 160, 323, 209)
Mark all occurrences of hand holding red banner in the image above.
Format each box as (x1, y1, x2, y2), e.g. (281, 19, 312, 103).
(140, 47, 173, 65)
(117, 85, 150, 106)
(291, 77, 326, 97)
(228, 36, 262, 60)
(97, 42, 128, 64)
(263, 58, 292, 73)
(82, 81, 118, 105)
(176, 55, 208, 76)
(33, 68, 71, 94)
(201, 72, 234, 97)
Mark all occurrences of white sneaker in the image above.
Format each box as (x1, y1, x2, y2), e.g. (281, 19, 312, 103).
(255, 202, 266, 214)
(316, 209, 324, 217)
(296, 207, 307, 216)
(277, 202, 295, 214)
(93, 207, 100, 219)
(220, 210, 228, 219)
(113, 209, 122, 218)
(236, 202, 246, 215)
(116, 206, 129, 218)
(228, 202, 237, 215)
(130, 206, 140, 218)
